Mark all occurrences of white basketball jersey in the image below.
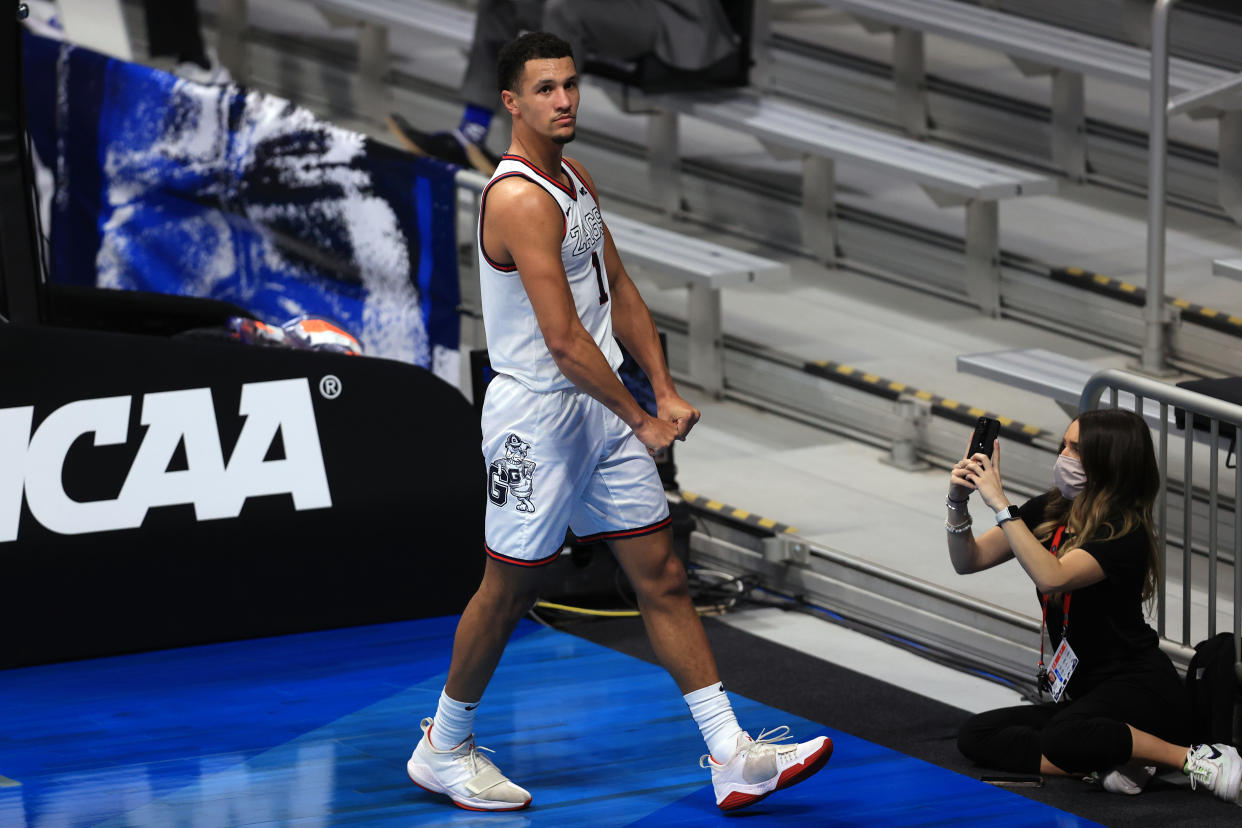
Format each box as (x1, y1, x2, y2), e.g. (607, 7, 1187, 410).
(478, 155, 622, 393)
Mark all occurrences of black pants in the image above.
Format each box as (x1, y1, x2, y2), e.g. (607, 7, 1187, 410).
(958, 662, 1190, 774)
(143, 0, 208, 67)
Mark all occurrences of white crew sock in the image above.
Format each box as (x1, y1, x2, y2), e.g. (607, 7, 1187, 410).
(684, 682, 744, 763)
(429, 689, 477, 750)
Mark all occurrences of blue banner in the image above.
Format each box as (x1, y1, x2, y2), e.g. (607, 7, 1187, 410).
(23, 31, 460, 378)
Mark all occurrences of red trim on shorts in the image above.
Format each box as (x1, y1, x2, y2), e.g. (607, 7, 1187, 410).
(562, 158, 597, 202)
(484, 543, 562, 568)
(572, 515, 672, 544)
(500, 154, 576, 199)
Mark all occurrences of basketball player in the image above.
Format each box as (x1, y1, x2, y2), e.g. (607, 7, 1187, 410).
(405, 32, 832, 813)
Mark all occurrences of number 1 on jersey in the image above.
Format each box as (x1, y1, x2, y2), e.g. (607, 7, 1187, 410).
(591, 251, 608, 306)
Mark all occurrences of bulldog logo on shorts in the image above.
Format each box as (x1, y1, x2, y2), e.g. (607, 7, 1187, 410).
(488, 433, 537, 512)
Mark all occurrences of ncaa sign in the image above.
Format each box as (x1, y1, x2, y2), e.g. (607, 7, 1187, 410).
(0, 378, 332, 542)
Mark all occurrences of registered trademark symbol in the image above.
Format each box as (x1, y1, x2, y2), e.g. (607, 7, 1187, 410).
(319, 375, 342, 399)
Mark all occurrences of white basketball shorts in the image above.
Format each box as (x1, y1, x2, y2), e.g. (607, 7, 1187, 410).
(480, 373, 671, 566)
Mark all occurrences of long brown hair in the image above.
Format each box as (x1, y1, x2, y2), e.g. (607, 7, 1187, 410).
(1033, 408, 1161, 600)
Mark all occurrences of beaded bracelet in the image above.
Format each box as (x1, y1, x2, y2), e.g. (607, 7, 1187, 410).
(944, 518, 973, 535)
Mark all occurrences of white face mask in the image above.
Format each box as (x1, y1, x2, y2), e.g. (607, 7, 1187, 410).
(1053, 454, 1086, 500)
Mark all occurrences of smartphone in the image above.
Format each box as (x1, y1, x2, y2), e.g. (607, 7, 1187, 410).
(968, 416, 1000, 459)
(980, 774, 1043, 788)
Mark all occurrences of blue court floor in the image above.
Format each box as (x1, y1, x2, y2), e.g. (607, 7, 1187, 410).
(0, 616, 1098, 826)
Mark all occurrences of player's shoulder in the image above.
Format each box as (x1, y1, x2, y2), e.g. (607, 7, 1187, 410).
(486, 173, 561, 218)
(562, 156, 598, 194)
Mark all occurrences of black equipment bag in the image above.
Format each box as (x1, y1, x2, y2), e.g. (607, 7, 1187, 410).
(1185, 632, 1242, 747)
(1174, 376, 1242, 468)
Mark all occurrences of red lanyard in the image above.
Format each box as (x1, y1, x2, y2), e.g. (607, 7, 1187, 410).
(1037, 525, 1072, 673)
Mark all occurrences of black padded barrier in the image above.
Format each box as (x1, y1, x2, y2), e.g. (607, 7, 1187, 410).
(0, 323, 485, 667)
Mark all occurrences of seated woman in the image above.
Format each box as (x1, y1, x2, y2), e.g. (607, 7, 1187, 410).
(945, 408, 1240, 805)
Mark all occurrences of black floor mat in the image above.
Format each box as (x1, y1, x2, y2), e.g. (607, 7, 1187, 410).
(559, 613, 1241, 827)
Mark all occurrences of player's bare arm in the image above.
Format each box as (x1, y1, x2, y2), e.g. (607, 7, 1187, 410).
(569, 160, 701, 442)
(484, 175, 678, 452)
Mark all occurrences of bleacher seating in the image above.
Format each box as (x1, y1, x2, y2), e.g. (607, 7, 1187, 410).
(956, 347, 1200, 440)
(628, 87, 1057, 316)
(605, 213, 791, 398)
(1213, 258, 1242, 281)
(956, 348, 1103, 419)
(799, 0, 1236, 181)
(250, 0, 1063, 318)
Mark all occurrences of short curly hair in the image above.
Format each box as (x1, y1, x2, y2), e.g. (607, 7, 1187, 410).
(496, 32, 574, 93)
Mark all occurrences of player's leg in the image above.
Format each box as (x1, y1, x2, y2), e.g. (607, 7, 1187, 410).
(445, 556, 547, 704)
(609, 529, 833, 811)
(607, 527, 718, 691)
(408, 380, 583, 812)
(406, 558, 545, 812)
(581, 409, 832, 814)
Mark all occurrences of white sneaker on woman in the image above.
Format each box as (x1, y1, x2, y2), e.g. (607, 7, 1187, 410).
(1184, 743, 1242, 805)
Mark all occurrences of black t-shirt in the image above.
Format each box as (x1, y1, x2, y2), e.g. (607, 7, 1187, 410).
(1019, 492, 1163, 694)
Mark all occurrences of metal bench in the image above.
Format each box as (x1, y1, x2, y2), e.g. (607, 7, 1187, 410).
(956, 347, 1186, 438)
(956, 348, 1101, 419)
(1213, 258, 1242, 282)
(800, 0, 1236, 182)
(632, 88, 1058, 316)
(216, 0, 474, 119)
(455, 170, 790, 398)
(1171, 71, 1242, 223)
(315, 0, 474, 121)
(607, 213, 790, 398)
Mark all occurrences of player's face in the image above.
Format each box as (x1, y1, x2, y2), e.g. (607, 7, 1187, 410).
(515, 57, 579, 144)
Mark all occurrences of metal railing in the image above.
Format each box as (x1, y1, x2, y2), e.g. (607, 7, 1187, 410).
(1144, 0, 1242, 373)
(1080, 368, 1242, 666)
(1142, 0, 1178, 375)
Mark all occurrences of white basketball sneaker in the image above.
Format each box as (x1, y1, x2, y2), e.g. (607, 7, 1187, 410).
(1184, 743, 1242, 805)
(700, 726, 833, 811)
(406, 718, 532, 811)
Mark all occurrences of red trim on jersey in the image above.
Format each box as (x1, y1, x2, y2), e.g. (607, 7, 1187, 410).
(562, 158, 597, 202)
(500, 154, 576, 199)
(479, 172, 527, 270)
(479, 170, 568, 268)
(485, 543, 562, 568)
(573, 515, 672, 544)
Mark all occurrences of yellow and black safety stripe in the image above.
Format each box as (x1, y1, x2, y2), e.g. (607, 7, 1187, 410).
(679, 491, 798, 536)
(1053, 266, 1242, 337)
(802, 360, 1048, 444)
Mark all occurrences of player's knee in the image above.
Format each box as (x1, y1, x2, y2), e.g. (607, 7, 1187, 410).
(482, 586, 538, 622)
(477, 570, 542, 619)
(633, 553, 688, 601)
